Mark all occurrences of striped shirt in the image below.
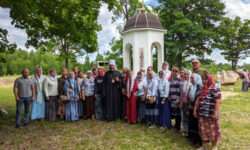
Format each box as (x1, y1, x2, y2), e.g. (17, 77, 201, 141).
(169, 77, 183, 100)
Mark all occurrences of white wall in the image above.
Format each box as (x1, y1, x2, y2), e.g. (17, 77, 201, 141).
(123, 28, 166, 73)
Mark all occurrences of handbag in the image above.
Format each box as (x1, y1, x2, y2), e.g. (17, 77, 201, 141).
(60, 80, 70, 101)
(146, 96, 156, 104)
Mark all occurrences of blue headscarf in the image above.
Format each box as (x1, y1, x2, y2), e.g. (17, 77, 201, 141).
(189, 73, 201, 102)
(69, 73, 76, 89)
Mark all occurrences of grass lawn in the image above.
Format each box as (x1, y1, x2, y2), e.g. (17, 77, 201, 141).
(0, 80, 249, 150)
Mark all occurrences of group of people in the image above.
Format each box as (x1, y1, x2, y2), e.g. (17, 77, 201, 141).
(242, 68, 250, 92)
(14, 59, 222, 150)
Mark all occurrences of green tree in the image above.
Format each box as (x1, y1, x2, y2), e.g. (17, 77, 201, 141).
(0, 28, 16, 63)
(157, 0, 225, 68)
(214, 17, 250, 70)
(1, 0, 117, 68)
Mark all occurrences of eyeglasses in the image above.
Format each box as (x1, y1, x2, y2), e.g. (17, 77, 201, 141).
(172, 70, 178, 73)
(192, 62, 198, 65)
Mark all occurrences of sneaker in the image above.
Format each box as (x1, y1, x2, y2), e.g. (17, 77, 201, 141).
(148, 125, 156, 129)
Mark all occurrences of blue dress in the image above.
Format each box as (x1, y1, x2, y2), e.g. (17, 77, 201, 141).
(31, 76, 46, 120)
(64, 79, 79, 121)
(158, 79, 171, 127)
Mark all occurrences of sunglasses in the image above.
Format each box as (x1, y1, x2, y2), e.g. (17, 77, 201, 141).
(172, 70, 178, 73)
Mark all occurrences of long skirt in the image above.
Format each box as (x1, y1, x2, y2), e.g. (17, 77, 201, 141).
(198, 116, 221, 142)
(158, 97, 171, 127)
(145, 101, 159, 125)
(78, 100, 83, 118)
(45, 96, 58, 122)
(31, 94, 45, 120)
(65, 97, 79, 121)
(188, 109, 202, 145)
(83, 96, 95, 118)
(121, 94, 127, 120)
(182, 103, 189, 134)
(95, 94, 104, 120)
(58, 98, 65, 116)
(138, 96, 146, 120)
(126, 95, 137, 123)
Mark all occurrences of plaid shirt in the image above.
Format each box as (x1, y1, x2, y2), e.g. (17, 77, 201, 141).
(198, 86, 221, 118)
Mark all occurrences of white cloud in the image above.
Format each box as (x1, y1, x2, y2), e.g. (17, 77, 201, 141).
(222, 0, 250, 20)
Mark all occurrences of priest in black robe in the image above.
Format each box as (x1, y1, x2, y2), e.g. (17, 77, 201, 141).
(102, 60, 123, 121)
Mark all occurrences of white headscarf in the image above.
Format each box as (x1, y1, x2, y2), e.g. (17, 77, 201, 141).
(48, 70, 58, 82)
(108, 59, 117, 71)
(34, 66, 43, 104)
(189, 73, 201, 102)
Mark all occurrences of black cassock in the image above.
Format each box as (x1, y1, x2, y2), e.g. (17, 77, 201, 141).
(102, 70, 122, 121)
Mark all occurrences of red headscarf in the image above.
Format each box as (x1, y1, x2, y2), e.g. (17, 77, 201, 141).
(201, 74, 215, 97)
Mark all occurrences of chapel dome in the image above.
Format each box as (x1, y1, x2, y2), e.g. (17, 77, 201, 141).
(123, 13, 164, 32)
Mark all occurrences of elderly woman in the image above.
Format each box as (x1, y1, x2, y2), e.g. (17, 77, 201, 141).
(136, 71, 147, 123)
(94, 68, 104, 120)
(158, 71, 171, 128)
(82, 70, 95, 120)
(44, 69, 58, 122)
(125, 70, 138, 124)
(145, 71, 159, 129)
(64, 71, 79, 121)
(169, 67, 183, 132)
(187, 73, 202, 145)
(77, 71, 84, 118)
(31, 66, 45, 121)
(194, 74, 222, 150)
(180, 70, 191, 136)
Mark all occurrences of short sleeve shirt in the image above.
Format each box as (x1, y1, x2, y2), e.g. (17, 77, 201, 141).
(14, 77, 34, 97)
(198, 86, 221, 118)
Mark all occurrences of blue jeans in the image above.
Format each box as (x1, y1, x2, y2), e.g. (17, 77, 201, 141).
(16, 97, 32, 126)
(243, 81, 248, 92)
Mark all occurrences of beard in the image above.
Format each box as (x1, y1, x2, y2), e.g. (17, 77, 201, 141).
(110, 68, 115, 71)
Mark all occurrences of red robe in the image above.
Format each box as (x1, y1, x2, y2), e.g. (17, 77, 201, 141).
(126, 78, 138, 123)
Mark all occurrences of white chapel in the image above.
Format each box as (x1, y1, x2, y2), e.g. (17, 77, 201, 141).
(122, 2, 167, 73)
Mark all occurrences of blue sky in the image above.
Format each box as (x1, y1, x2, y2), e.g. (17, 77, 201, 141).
(0, 0, 250, 65)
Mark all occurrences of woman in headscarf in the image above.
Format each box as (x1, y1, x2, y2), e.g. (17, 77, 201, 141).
(145, 71, 159, 129)
(194, 73, 222, 150)
(94, 68, 104, 120)
(136, 71, 147, 123)
(81, 70, 95, 120)
(169, 67, 183, 132)
(125, 70, 138, 124)
(64, 71, 79, 121)
(31, 66, 45, 121)
(44, 69, 58, 122)
(180, 70, 191, 136)
(158, 71, 171, 128)
(187, 73, 202, 145)
(77, 71, 84, 118)
(58, 68, 68, 119)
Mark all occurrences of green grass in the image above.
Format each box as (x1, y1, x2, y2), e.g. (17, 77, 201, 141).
(0, 81, 249, 150)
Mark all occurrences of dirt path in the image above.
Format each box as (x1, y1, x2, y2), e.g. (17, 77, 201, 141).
(0, 78, 15, 86)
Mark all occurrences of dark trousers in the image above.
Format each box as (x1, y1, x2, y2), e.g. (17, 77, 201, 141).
(16, 97, 32, 126)
(173, 115, 181, 131)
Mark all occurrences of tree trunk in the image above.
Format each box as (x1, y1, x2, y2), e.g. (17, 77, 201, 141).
(65, 58, 69, 69)
(177, 54, 182, 68)
(232, 60, 237, 70)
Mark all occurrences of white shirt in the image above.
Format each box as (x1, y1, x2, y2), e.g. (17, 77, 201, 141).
(136, 79, 147, 96)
